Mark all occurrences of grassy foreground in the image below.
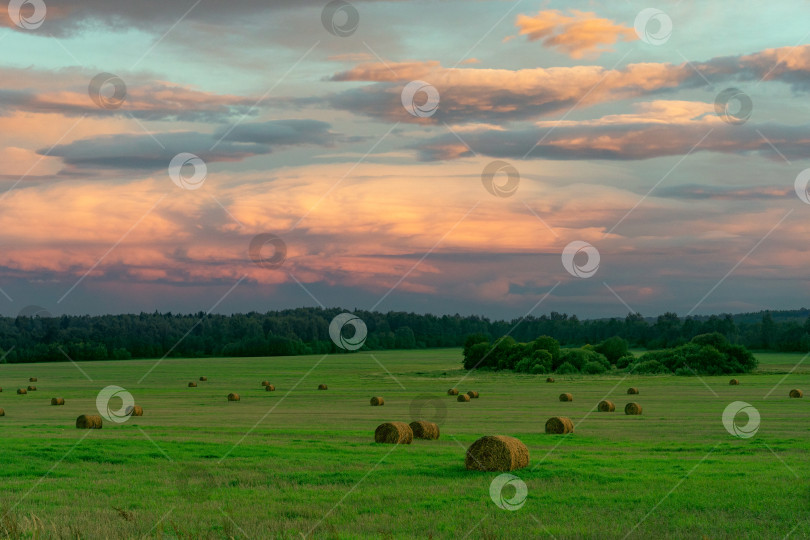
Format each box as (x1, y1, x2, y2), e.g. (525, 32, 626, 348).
(0, 349, 808, 539)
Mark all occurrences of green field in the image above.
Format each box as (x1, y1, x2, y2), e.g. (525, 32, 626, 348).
(1, 349, 808, 539)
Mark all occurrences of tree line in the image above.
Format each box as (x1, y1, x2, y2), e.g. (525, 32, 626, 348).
(0, 307, 807, 364)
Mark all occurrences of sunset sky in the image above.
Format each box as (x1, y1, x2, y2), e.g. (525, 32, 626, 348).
(1, 0, 810, 319)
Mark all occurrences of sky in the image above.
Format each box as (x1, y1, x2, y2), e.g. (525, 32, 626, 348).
(1, 0, 810, 320)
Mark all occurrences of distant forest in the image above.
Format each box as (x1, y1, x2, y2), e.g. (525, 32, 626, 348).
(2, 307, 810, 364)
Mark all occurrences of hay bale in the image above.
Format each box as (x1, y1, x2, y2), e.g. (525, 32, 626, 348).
(625, 402, 643, 415)
(50, 397, 65, 406)
(729, 379, 740, 386)
(597, 400, 615, 412)
(0, 408, 4, 416)
(627, 387, 639, 395)
(374, 421, 413, 444)
(29, 377, 37, 382)
(199, 376, 207, 381)
(16, 388, 27, 395)
(559, 393, 573, 402)
(227, 393, 240, 402)
(27, 385, 36, 391)
(545, 416, 574, 434)
(318, 384, 328, 390)
(127, 405, 144, 416)
(261, 381, 270, 387)
(265, 385, 276, 392)
(409, 420, 440, 440)
(467, 391, 479, 399)
(457, 394, 470, 402)
(0, 387, 2, 392)
(188, 382, 197, 388)
(465, 435, 529, 471)
(789, 389, 803, 398)
(76, 414, 103, 429)
(546, 377, 554, 383)
(370, 396, 385, 406)
(447, 388, 458, 395)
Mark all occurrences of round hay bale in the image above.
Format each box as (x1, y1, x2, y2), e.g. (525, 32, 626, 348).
(50, 397, 65, 406)
(546, 377, 555, 383)
(17, 388, 27, 395)
(127, 405, 144, 416)
(447, 388, 458, 395)
(729, 379, 740, 386)
(188, 382, 197, 388)
(0, 408, 4, 416)
(227, 393, 240, 402)
(467, 391, 479, 399)
(409, 420, 439, 440)
(29, 377, 37, 382)
(261, 381, 270, 387)
(370, 396, 385, 406)
(789, 389, 803, 398)
(75, 414, 103, 429)
(457, 394, 470, 402)
(199, 376, 208, 381)
(27, 385, 36, 391)
(465, 435, 529, 471)
(625, 402, 643, 415)
(627, 387, 639, 395)
(545, 416, 574, 434)
(597, 400, 615, 412)
(318, 384, 328, 390)
(265, 385, 276, 392)
(0, 387, 3, 392)
(374, 421, 413, 444)
(559, 393, 573, 402)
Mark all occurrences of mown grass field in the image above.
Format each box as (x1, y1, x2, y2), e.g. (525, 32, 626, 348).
(0, 349, 808, 539)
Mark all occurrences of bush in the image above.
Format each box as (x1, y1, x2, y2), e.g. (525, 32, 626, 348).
(530, 336, 560, 362)
(555, 361, 579, 374)
(616, 354, 635, 369)
(558, 348, 609, 371)
(582, 360, 607, 374)
(595, 336, 629, 364)
(629, 359, 671, 374)
(690, 332, 730, 351)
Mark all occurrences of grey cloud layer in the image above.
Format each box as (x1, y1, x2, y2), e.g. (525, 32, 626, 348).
(44, 119, 334, 171)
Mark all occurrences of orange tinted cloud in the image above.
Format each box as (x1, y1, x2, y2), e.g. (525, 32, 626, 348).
(329, 45, 810, 123)
(512, 9, 637, 58)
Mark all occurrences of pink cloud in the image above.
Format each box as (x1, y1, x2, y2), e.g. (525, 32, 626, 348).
(511, 9, 637, 58)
